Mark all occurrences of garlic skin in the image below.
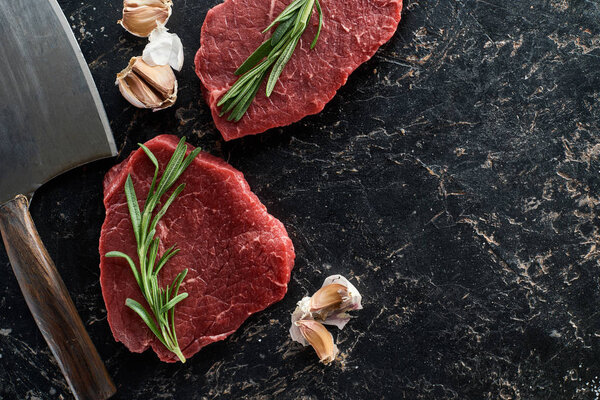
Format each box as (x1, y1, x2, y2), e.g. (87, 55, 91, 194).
(119, 0, 173, 38)
(116, 57, 177, 111)
(289, 297, 311, 346)
(295, 320, 339, 364)
(142, 25, 184, 71)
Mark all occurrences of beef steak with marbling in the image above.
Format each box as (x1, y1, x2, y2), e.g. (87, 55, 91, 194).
(194, 0, 403, 140)
(99, 135, 295, 362)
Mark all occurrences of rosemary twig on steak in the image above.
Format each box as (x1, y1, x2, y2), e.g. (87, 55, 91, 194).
(217, 0, 323, 122)
(106, 137, 201, 363)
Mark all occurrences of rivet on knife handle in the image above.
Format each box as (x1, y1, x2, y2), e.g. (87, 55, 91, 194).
(0, 195, 116, 400)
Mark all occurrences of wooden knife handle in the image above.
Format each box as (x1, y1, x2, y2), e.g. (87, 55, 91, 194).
(0, 195, 116, 400)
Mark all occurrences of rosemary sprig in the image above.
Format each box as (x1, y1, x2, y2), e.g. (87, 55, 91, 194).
(217, 0, 323, 122)
(106, 137, 201, 363)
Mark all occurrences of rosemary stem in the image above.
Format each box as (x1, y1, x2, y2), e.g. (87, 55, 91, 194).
(217, 0, 323, 121)
(105, 137, 201, 363)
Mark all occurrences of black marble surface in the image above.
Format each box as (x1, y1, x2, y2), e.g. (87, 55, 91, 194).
(2, 0, 600, 398)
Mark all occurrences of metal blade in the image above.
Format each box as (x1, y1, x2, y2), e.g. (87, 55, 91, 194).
(0, 0, 117, 205)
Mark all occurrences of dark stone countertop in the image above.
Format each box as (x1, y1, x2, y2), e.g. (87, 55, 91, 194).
(2, 0, 600, 398)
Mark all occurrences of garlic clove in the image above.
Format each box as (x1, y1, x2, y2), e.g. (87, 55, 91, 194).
(322, 274, 362, 311)
(309, 283, 346, 314)
(142, 24, 184, 71)
(295, 319, 338, 364)
(119, 0, 173, 38)
(130, 57, 174, 98)
(121, 72, 163, 108)
(116, 56, 177, 111)
(289, 275, 362, 363)
(309, 275, 363, 329)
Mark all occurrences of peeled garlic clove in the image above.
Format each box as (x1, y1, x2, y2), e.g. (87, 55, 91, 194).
(119, 0, 173, 38)
(295, 319, 338, 364)
(309, 283, 346, 314)
(308, 275, 362, 329)
(116, 56, 177, 111)
(322, 274, 362, 311)
(142, 24, 184, 71)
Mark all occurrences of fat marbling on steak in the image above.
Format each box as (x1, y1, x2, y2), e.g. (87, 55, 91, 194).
(194, 0, 403, 141)
(99, 135, 295, 362)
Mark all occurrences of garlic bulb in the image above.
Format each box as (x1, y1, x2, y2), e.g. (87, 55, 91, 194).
(142, 24, 184, 71)
(295, 320, 338, 365)
(116, 57, 177, 111)
(119, 0, 173, 38)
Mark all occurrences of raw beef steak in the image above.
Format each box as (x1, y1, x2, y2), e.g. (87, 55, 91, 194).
(99, 135, 295, 362)
(194, 0, 403, 141)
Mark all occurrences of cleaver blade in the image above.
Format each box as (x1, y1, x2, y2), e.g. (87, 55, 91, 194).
(0, 0, 117, 203)
(0, 0, 117, 399)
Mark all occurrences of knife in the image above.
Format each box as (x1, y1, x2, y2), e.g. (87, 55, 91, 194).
(0, 0, 117, 399)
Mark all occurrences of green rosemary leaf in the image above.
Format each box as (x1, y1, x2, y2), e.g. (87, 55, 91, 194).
(124, 176, 141, 244)
(149, 183, 186, 234)
(106, 137, 200, 363)
(294, 0, 315, 34)
(171, 269, 188, 297)
(125, 298, 167, 347)
(164, 278, 172, 302)
(169, 301, 178, 352)
(268, 28, 295, 59)
(311, 0, 323, 49)
(155, 246, 179, 276)
(271, 18, 295, 46)
(143, 229, 156, 258)
(138, 144, 160, 203)
(106, 251, 141, 287)
(235, 39, 274, 75)
(161, 293, 189, 314)
(266, 34, 301, 96)
(218, 0, 323, 121)
(235, 78, 265, 121)
(138, 143, 160, 169)
(221, 61, 271, 119)
(154, 139, 186, 199)
(146, 238, 160, 276)
(262, 0, 306, 32)
(176, 148, 203, 177)
(230, 80, 262, 121)
(219, 61, 270, 107)
(229, 69, 268, 121)
(151, 277, 160, 314)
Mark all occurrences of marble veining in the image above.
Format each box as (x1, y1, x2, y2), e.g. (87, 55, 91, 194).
(1, 0, 600, 398)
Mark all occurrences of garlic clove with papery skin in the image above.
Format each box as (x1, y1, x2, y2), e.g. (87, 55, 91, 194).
(295, 319, 339, 364)
(142, 24, 184, 71)
(321, 275, 363, 311)
(116, 57, 177, 111)
(289, 274, 362, 364)
(119, 0, 173, 38)
(311, 275, 362, 329)
(309, 283, 346, 314)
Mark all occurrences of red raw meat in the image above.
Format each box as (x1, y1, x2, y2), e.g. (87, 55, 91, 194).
(194, 0, 403, 141)
(99, 135, 295, 362)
